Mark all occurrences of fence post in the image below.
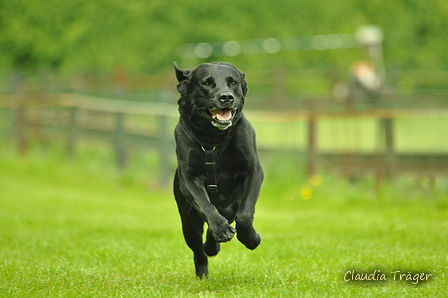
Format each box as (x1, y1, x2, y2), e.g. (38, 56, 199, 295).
(8, 71, 20, 139)
(114, 112, 127, 170)
(113, 66, 129, 171)
(383, 118, 396, 180)
(67, 106, 78, 159)
(16, 104, 27, 155)
(376, 117, 396, 190)
(9, 71, 28, 154)
(306, 115, 317, 178)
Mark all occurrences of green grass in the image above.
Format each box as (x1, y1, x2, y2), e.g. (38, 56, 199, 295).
(0, 145, 447, 297)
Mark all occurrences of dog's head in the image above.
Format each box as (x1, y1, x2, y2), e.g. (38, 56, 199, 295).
(174, 62, 248, 131)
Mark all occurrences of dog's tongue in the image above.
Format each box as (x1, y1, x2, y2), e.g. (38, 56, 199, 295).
(212, 109, 232, 121)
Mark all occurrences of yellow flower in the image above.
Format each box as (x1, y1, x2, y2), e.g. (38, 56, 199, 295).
(301, 185, 313, 200)
(310, 174, 322, 186)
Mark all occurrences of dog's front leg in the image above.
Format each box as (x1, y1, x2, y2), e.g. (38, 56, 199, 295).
(236, 168, 263, 250)
(181, 179, 236, 243)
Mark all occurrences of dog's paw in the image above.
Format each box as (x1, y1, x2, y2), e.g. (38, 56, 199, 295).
(195, 264, 208, 279)
(210, 220, 236, 243)
(237, 227, 261, 250)
(204, 240, 220, 257)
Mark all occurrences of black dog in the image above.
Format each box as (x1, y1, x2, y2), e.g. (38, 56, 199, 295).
(173, 62, 263, 279)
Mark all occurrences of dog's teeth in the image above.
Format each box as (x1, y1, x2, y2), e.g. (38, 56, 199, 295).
(211, 109, 232, 121)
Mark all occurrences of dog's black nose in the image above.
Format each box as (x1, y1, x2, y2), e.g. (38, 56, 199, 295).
(218, 92, 234, 103)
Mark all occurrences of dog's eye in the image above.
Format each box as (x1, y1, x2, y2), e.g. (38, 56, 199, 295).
(230, 81, 238, 86)
(203, 81, 211, 86)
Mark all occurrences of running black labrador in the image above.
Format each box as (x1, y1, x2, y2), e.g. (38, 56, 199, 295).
(173, 62, 263, 279)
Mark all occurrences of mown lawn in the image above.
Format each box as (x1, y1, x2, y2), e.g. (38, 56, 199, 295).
(0, 148, 447, 297)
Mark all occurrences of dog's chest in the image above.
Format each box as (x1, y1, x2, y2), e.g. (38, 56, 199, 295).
(213, 149, 248, 196)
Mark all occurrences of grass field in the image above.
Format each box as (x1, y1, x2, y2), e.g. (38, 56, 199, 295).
(0, 144, 447, 297)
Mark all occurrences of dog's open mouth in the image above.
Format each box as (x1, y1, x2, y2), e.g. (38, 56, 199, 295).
(205, 108, 236, 130)
(211, 108, 233, 121)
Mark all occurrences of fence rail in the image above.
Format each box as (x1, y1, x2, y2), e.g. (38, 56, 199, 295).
(1, 92, 448, 187)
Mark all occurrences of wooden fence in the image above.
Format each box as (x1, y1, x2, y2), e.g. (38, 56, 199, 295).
(1, 92, 448, 187)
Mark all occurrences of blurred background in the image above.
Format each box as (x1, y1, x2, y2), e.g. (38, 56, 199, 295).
(1, 0, 448, 191)
(2, 3, 447, 295)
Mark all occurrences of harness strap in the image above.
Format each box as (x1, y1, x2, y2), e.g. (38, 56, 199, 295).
(203, 146, 220, 201)
(180, 119, 222, 201)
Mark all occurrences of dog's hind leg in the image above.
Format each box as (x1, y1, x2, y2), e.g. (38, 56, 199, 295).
(204, 228, 220, 257)
(180, 210, 209, 279)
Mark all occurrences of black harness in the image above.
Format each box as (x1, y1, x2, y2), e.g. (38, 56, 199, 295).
(203, 146, 219, 201)
(180, 119, 221, 202)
